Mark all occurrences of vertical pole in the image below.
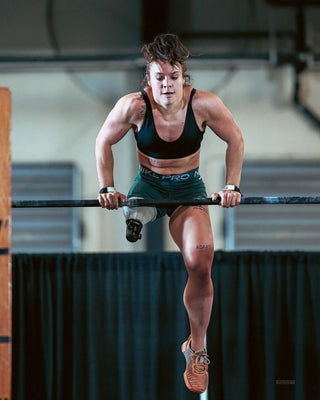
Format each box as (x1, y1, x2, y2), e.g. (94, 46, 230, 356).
(200, 335, 208, 400)
(0, 87, 12, 400)
(142, 0, 169, 43)
(141, 8, 168, 252)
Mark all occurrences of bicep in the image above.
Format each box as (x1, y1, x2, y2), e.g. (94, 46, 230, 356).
(97, 111, 131, 147)
(205, 97, 242, 144)
(96, 98, 133, 147)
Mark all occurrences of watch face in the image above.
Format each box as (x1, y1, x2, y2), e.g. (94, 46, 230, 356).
(225, 185, 241, 194)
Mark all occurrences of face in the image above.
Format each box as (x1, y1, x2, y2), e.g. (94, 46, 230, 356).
(147, 61, 185, 106)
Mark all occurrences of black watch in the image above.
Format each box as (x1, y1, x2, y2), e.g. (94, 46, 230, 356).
(224, 185, 242, 195)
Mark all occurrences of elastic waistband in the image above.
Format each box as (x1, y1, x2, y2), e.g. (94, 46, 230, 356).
(139, 165, 200, 182)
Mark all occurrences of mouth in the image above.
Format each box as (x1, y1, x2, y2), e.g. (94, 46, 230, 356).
(162, 92, 174, 96)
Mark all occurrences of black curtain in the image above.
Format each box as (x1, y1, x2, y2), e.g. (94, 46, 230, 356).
(12, 252, 320, 400)
(12, 253, 196, 400)
(209, 252, 320, 400)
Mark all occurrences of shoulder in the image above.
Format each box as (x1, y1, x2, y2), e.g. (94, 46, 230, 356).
(192, 90, 224, 111)
(111, 92, 146, 124)
(114, 92, 145, 115)
(192, 89, 230, 121)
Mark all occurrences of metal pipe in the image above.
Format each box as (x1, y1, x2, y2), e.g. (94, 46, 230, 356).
(11, 196, 320, 208)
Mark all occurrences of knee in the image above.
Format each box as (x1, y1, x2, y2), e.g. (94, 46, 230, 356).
(184, 248, 214, 280)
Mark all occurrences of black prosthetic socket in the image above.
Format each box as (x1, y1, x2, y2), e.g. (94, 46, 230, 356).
(126, 219, 143, 242)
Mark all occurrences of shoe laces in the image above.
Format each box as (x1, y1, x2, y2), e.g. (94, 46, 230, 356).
(190, 351, 210, 374)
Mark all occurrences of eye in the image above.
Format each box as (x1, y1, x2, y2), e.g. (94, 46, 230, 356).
(156, 76, 164, 81)
(171, 76, 178, 80)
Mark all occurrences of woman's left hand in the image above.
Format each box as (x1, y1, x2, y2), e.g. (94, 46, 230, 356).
(212, 190, 242, 208)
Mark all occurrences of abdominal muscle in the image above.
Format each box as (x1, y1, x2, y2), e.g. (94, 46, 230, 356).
(137, 147, 201, 175)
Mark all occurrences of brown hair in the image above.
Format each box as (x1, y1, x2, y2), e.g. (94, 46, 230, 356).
(141, 33, 191, 86)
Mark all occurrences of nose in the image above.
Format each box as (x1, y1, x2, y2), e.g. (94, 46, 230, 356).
(162, 77, 172, 88)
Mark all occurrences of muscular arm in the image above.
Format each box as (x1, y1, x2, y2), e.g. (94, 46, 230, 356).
(197, 91, 244, 206)
(95, 95, 134, 188)
(220, 111, 244, 188)
(95, 93, 140, 208)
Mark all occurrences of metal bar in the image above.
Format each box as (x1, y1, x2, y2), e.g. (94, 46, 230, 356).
(11, 196, 320, 208)
(1, 55, 320, 73)
(180, 30, 296, 39)
(0, 87, 12, 400)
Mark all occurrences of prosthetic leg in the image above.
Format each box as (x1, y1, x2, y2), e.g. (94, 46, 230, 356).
(123, 197, 157, 242)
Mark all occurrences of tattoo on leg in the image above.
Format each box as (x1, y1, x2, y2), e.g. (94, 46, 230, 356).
(192, 205, 209, 214)
(196, 244, 212, 250)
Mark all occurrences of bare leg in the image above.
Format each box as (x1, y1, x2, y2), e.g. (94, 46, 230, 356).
(169, 205, 214, 351)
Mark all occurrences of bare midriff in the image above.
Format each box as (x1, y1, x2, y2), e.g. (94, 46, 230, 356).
(137, 147, 201, 175)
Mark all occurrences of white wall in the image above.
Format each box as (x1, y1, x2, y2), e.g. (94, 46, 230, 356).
(165, 66, 320, 251)
(2, 65, 320, 252)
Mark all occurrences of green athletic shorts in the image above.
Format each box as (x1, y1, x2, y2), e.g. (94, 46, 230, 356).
(127, 165, 207, 219)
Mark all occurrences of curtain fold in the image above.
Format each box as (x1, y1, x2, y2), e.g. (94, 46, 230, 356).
(208, 252, 320, 400)
(12, 253, 195, 400)
(12, 251, 320, 400)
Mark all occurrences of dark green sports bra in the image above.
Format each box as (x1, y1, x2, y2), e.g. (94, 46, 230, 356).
(135, 88, 204, 159)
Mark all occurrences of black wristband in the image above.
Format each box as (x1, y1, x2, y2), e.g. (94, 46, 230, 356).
(224, 185, 242, 196)
(99, 186, 116, 194)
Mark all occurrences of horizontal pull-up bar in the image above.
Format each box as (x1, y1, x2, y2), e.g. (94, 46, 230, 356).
(11, 196, 320, 208)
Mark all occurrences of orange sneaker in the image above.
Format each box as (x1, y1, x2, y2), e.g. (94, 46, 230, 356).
(181, 336, 210, 393)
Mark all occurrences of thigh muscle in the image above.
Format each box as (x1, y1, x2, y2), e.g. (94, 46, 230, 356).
(169, 205, 214, 264)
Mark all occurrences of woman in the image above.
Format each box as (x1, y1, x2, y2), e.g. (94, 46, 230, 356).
(95, 33, 244, 393)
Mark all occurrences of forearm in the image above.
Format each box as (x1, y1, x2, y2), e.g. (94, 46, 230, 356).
(95, 140, 115, 189)
(225, 137, 244, 187)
